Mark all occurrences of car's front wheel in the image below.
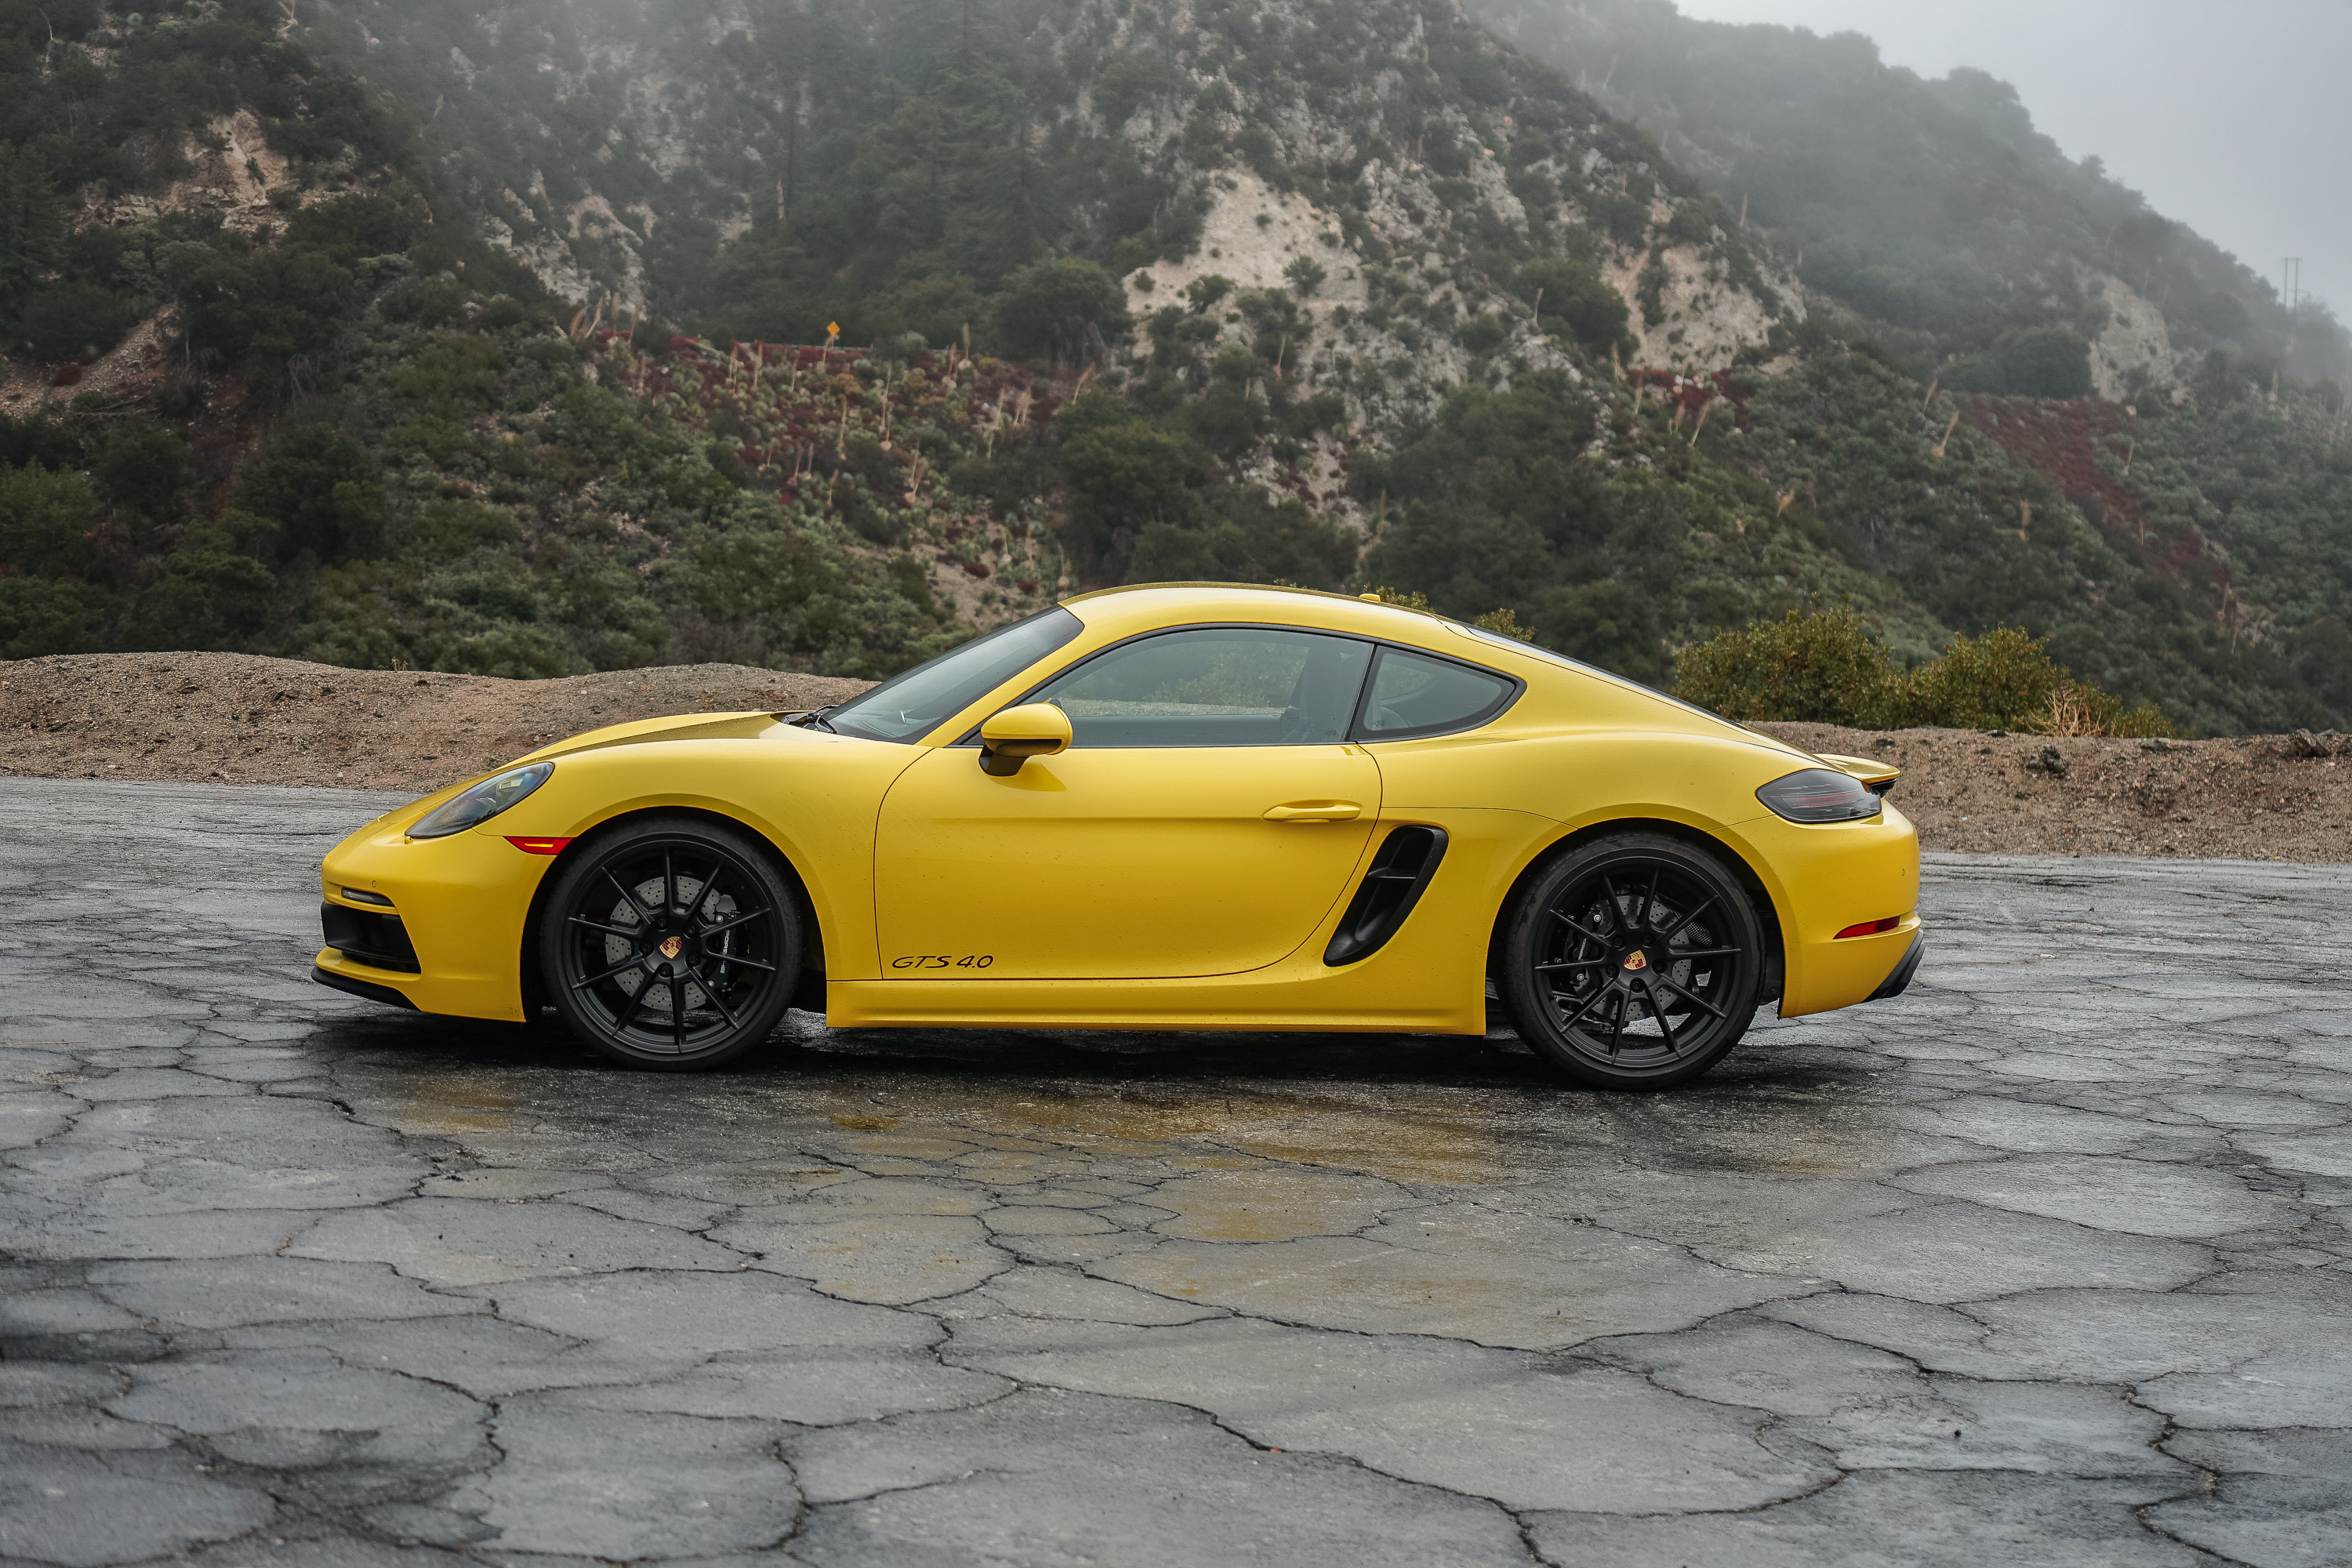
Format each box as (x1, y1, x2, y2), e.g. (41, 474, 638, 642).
(1500, 831, 1764, 1089)
(540, 815, 801, 1070)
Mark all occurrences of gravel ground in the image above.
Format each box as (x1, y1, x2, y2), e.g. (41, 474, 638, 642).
(3, 652, 2347, 860)
(0, 777, 2347, 1565)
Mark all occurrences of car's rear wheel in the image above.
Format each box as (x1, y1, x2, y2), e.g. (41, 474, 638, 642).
(540, 815, 800, 1070)
(1501, 832, 1763, 1089)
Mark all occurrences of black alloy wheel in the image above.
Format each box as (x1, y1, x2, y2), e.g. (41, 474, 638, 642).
(540, 815, 801, 1070)
(1501, 832, 1764, 1089)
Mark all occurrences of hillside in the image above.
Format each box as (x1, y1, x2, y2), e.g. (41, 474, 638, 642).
(1469, 0, 2350, 393)
(0, 0, 2347, 735)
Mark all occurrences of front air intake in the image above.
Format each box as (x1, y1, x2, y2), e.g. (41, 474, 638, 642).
(1323, 826, 1450, 966)
(321, 902, 421, 974)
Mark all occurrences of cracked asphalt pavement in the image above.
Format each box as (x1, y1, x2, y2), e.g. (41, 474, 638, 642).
(2, 777, 2349, 1567)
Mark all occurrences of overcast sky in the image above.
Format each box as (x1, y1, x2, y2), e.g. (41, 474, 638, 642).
(1670, 0, 2350, 314)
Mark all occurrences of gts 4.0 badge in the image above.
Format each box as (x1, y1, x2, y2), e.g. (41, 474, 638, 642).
(891, 954, 996, 971)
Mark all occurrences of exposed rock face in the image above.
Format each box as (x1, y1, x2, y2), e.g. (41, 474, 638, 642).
(1611, 234, 1797, 372)
(2084, 268, 2186, 402)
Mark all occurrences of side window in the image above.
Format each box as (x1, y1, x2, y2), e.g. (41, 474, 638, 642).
(1354, 646, 1518, 739)
(1033, 627, 1373, 747)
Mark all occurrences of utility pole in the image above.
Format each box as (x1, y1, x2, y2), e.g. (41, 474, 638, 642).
(2284, 257, 2302, 309)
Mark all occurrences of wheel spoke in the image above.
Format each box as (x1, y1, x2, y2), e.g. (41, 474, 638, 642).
(1655, 973, 1729, 1021)
(693, 861, 728, 925)
(1668, 946, 1740, 960)
(570, 952, 649, 991)
(602, 867, 658, 924)
(664, 852, 679, 920)
(712, 953, 777, 974)
(1535, 957, 1608, 973)
(696, 905, 771, 938)
(690, 964, 744, 1029)
(1605, 991, 1628, 1056)
(670, 970, 685, 1051)
(1599, 877, 1628, 933)
(1657, 894, 1717, 943)
(1547, 906, 1611, 946)
(1639, 866, 1661, 931)
(611, 973, 650, 1035)
(1552, 982, 1611, 1033)
(568, 914, 642, 940)
(1647, 982, 1681, 1054)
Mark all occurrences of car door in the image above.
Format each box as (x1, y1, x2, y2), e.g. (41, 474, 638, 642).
(873, 626, 1382, 979)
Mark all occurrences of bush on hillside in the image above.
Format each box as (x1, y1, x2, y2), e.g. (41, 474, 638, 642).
(13, 280, 138, 361)
(0, 461, 101, 577)
(1675, 611, 2171, 736)
(234, 423, 385, 564)
(1672, 609, 1893, 728)
(1941, 326, 2094, 400)
(991, 259, 1129, 365)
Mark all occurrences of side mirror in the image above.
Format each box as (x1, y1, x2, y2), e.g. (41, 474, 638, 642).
(978, 702, 1073, 776)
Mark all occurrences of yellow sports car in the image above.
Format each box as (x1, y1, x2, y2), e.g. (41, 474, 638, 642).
(314, 583, 1921, 1087)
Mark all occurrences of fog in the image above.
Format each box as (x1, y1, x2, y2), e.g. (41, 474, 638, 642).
(1674, 0, 2350, 318)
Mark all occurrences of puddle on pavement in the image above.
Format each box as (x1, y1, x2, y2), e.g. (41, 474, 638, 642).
(863, 1081, 1531, 1187)
(395, 1077, 523, 1133)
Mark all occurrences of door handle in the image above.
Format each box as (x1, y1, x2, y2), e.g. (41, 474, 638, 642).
(1263, 801, 1363, 822)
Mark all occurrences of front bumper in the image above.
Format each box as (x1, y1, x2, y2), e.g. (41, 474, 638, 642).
(314, 822, 553, 1021)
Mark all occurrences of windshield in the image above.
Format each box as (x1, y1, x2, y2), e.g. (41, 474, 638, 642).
(826, 606, 1085, 742)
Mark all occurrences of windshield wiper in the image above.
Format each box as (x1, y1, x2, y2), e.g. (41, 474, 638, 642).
(791, 705, 840, 733)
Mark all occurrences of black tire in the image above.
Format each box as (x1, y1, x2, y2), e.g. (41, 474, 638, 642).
(1500, 831, 1764, 1089)
(539, 815, 802, 1071)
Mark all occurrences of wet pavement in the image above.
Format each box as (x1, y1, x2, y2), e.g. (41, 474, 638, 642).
(2, 776, 2349, 1567)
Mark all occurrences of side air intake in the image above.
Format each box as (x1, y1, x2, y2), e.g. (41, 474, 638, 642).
(1323, 826, 1450, 967)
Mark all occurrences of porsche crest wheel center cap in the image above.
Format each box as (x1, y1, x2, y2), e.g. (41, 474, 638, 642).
(658, 936, 684, 960)
(1621, 949, 1649, 972)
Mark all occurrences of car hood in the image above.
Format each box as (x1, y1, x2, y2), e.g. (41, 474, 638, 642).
(514, 709, 791, 763)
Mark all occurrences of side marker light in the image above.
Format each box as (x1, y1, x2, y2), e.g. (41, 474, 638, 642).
(1835, 916, 1904, 939)
(506, 837, 575, 855)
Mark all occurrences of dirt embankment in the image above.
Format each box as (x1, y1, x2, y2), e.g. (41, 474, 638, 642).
(1756, 722, 2350, 863)
(0, 653, 866, 795)
(3, 654, 2347, 862)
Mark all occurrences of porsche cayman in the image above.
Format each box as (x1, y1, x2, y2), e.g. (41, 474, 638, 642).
(313, 583, 1922, 1087)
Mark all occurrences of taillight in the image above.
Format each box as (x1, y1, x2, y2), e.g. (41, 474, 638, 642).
(1757, 768, 1880, 823)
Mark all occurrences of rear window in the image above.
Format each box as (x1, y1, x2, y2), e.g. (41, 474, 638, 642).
(1353, 646, 1518, 739)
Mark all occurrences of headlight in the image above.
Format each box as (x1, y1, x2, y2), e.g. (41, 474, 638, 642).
(1757, 767, 1881, 824)
(409, 761, 555, 839)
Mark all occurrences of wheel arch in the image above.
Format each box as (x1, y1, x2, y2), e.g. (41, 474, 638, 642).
(1483, 816, 1785, 1005)
(517, 804, 829, 1019)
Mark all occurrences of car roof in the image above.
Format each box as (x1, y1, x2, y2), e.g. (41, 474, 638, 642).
(1059, 581, 1465, 643)
(1057, 581, 1807, 756)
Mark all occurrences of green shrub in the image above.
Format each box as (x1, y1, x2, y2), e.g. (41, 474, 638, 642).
(234, 423, 386, 563)
(1675, 612, 2172, 735)
(1518, 257, 1632, 358)
(1888, 625, 2169, 736)
(13, 281, 139, 361)
(990, 258, 1130, 364)
(1673, 609, 1894, 726)
(0, 463, 101, 576)
(91, 417, 185, 528)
